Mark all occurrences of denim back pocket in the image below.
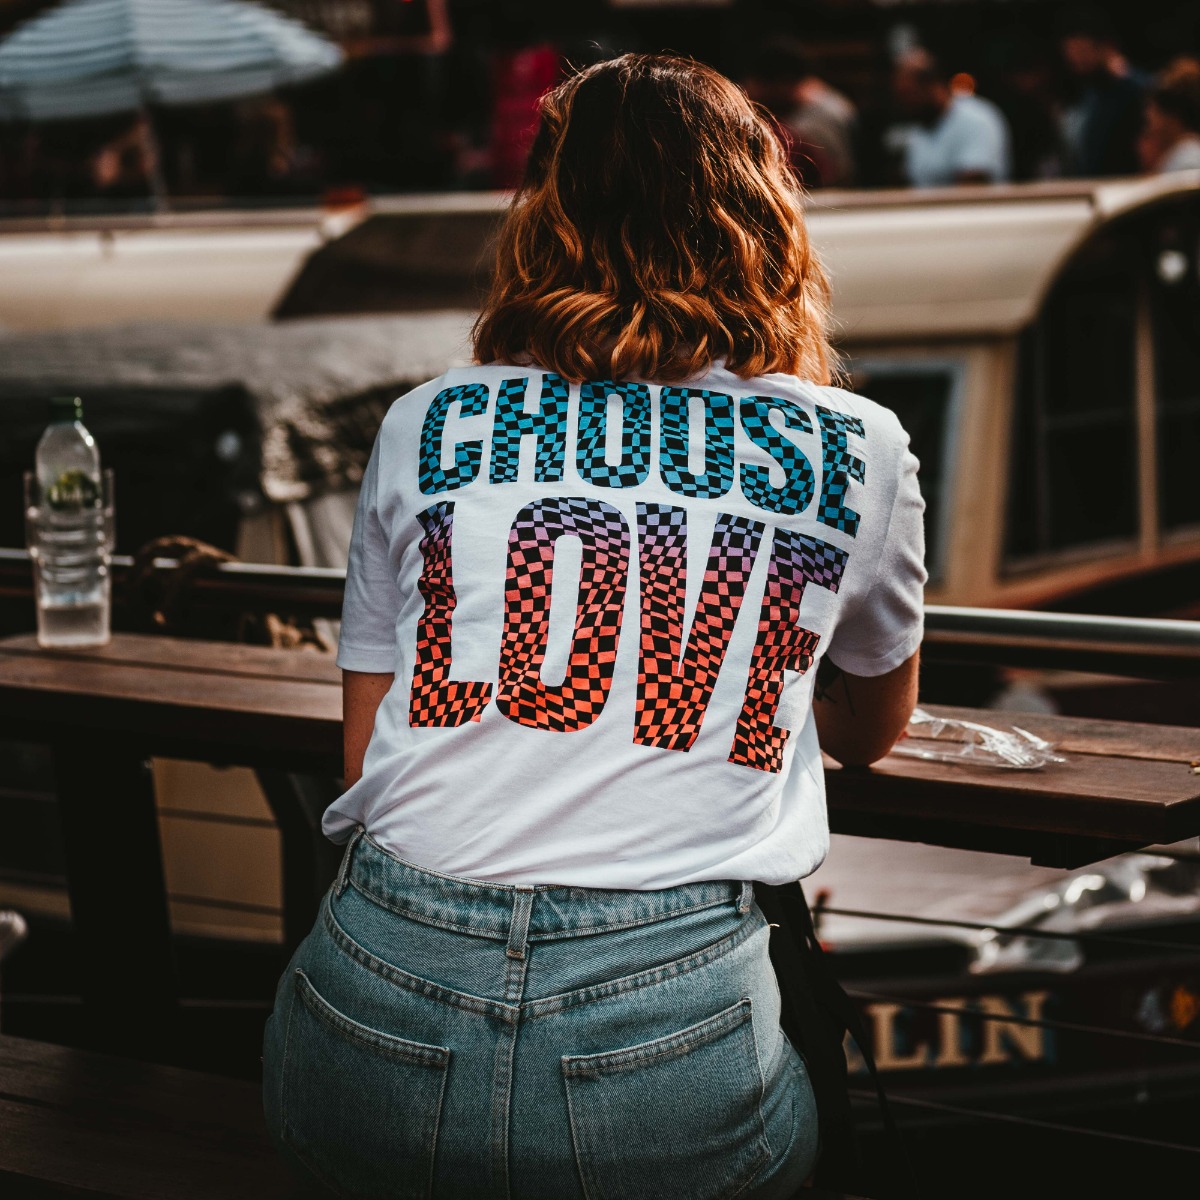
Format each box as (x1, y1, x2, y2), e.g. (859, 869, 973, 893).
(562, 998, 769, 1200)
(282, 969, 450, 1200)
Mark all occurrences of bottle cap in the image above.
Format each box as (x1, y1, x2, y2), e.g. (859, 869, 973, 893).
(49, 396, 83, 423)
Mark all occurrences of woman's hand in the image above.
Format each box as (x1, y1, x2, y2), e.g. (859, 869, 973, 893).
(343, 670, 395, 787)
(813, 650, 919, 767)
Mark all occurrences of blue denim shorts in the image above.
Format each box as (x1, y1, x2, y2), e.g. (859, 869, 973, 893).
(262, 828, 819, 1199)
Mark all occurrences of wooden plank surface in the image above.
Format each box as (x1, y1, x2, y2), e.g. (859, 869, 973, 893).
(0, 632, 341, 686)
(0, 639, 340, 761)
(825, 755, 1195, 842)
(3, 633, 1200, 849)
(0, 650, 340, 721)
(0, 1034, 308, 1200)
(840, 703, 1200, 843)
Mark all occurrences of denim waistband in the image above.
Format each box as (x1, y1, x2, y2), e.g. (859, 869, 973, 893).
(336, 827, 753, 946)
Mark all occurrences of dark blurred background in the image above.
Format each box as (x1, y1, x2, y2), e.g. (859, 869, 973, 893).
(2, 0, 1199, 212)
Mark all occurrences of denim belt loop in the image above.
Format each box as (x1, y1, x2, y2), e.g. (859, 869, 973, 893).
(335, 826, 366, 898)
(506, 886, 536, 960)
(738, 881, 754, 914)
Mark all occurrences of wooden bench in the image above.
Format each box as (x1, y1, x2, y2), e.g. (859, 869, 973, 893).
(0, 1033, 312, 1199)
(0, 1033, 875, 1199)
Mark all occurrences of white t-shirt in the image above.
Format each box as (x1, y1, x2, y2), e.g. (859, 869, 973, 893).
(325, 362, 926, 889)
(904, 93, 1012, 187)
(1161, 137, 1200, 173)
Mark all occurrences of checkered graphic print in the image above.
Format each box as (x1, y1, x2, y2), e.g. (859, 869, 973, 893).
(409, 502, 494, 727)
(497, 497, 630, 732)
(419, 383, 490, 495)
(659, 387, 736, 498)
(739, 395, 816, 515)
(729, 530, 849, 773)
(576, 381, 652, 488)
(815, 405, 866, 536)
(489, 374, 569, 484)
(635, 505, 764, 752)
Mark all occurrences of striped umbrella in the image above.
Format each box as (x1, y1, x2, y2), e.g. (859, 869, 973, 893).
(0, 0, 343, 121)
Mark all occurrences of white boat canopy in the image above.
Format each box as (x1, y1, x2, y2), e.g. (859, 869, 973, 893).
(807, 173, 1200, 342)
(0, 176, 1197, 336)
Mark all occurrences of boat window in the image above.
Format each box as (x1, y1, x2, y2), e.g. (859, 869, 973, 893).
(847, 361, 960, 583)
(1150, 202, 1200, 534)
(1006, 230, 1139, 566)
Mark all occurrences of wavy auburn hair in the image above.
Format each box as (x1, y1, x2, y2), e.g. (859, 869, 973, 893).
(473, 54, 837, 385)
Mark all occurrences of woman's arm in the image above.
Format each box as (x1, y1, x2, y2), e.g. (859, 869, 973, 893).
(342, 670, 395, 787)
(813, 650, 920, 767)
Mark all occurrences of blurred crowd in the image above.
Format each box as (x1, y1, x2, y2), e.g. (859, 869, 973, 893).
(746, 11, 1200, 189)
(0, 2, 1198, 211)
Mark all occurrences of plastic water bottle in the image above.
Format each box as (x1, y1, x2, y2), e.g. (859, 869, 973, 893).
(26, 397, 114, 647)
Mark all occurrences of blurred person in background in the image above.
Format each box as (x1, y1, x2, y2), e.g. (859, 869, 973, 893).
(1060, 7, 1147, 177)
(1140, 58, 1200, 173)
(489, 42, 561, 189)
(892, 47, 1012, 187)
(993, 37, 1068, 181)
(90, 112, 158, 201)
(230, 97, 320, 197)
(743, 37, 857, 188)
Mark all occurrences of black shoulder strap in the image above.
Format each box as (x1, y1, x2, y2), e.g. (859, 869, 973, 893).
(757, 880, 919, 1199)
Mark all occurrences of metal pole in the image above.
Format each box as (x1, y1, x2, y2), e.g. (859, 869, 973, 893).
(138, 100, 169, 212)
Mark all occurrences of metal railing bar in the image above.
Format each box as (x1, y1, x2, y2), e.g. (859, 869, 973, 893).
(0, 549, 346, 610)
(821, 905, 1200, 955)
(6, 549, 1200, 637)
(928, 604, 1200, 650)
(0, 548, 341, 578)
(849, 1089, 1200, 1153)
(4, 549, 1200, 674)
(921, 606, 1200, 677)
(846, 988, 1200, 1051)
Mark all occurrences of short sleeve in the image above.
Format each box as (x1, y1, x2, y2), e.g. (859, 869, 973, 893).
(336, 433, 401, 672)
(823, 441, 926, 677)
